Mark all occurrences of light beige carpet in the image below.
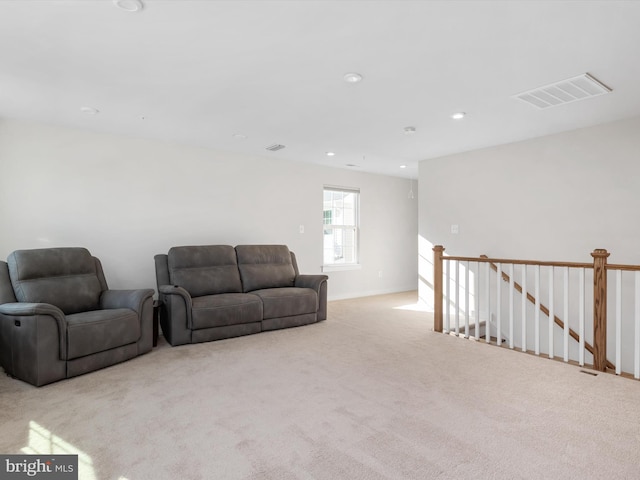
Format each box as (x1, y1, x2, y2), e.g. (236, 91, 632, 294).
(1, 291, 639, 479)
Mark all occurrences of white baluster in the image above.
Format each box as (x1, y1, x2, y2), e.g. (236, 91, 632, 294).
(445, 260, 450, 333)
(635, 271, 640, 379)
(509, 264, 514, 349)
(496, 263, 502, 346)
(535, 265, 540, 356)
(549, 267, 554, 360)
(616, 269, 622, 375)
(455, 260, 460, 336)
(475, 262, 480, 341)
(465, 261, 470, 338)
(563, 266, 569, 363)
(486, 262, 490, 344)
(579, 268, 585, 367)
(521, 264, 527, 353)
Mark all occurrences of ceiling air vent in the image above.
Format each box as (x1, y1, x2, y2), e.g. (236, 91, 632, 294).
(265, 144, 285, 152)
(514, 73, 612, 109)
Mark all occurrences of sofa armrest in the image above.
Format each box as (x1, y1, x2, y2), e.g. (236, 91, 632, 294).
(100, 289, 155, 313)
(158, 285, 193, 344)
(0, 302, 67, 360)
(295, 275, 329, 321)
(159, 285, 192, 305)
(295, 274, 328, 291)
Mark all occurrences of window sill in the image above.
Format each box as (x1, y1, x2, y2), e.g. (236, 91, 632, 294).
(322, 264, 362, 273)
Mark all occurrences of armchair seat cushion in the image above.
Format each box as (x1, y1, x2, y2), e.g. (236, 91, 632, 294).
(66, 308, 140, 360)
(191, 293, 262, 329)
(251, 287, 317, 319)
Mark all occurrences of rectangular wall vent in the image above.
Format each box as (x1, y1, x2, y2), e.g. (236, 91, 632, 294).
(266, 144, 285, 151)
(514, 73, 612, 109)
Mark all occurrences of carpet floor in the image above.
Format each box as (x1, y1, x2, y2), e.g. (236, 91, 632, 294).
(1, 291, 639, 479)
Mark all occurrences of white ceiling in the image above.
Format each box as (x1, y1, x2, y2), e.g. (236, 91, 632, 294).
(1, 1, 640, 179)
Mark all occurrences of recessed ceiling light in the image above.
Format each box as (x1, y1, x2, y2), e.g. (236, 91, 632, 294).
(343, 73, 363, 84)
(345, 164, 360, 168)
(232, 133, 247, 139)
(326, 151, 336, 156)
(400, 165, 407, 169)
(451, 112, 466, 120)
(403, 126, 416, 134)
(80, 106, 99, 115)
(113, 0, 143, 12)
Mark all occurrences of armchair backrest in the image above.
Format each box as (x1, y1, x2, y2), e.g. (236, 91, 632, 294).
(0, 261, 17, 305)
(236, 245, 296, 292)
(7, 247, 105, 315)
(167, 245, 242, 297)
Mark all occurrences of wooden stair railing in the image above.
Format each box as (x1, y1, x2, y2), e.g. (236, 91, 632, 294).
(480, 254, 615, 371)
(433, 246, 613, 373)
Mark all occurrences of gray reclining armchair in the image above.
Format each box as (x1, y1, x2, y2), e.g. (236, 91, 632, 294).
(0, 247, 154, 386)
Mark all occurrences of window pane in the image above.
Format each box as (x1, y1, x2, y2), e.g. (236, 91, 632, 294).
(323, 187, 359, 265)
(342, 227, 356, 263)
(342, 192, 355, 225)
(323, 226, 357, 264)
(323, 228, 334, 263)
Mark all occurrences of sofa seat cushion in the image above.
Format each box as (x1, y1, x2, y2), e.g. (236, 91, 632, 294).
(251, 287, 317, 320)
(66, 308, 140, 360)
(191, 293, 263, 329)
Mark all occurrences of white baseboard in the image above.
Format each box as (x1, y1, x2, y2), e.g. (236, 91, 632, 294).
(328, 286, 417, 302)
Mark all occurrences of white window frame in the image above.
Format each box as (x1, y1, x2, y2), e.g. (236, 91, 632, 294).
(322, 186, 361, 272)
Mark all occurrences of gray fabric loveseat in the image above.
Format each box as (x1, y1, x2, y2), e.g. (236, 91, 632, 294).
(154, 244, 328, 346)
(0, 247, 155, 386)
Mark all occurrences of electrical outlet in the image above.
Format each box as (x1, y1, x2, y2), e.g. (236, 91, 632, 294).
(451, 224, 459, 234)
(299, 225, 304, 234)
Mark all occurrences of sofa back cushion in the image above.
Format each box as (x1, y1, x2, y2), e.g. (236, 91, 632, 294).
(8, 247, 103, 315)
(167, 245, 242, 297)
(236, 245, 296, 292)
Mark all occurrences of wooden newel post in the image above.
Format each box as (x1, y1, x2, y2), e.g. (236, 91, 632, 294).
(591, 249, 610, 371)
(433, 245, 445, 333)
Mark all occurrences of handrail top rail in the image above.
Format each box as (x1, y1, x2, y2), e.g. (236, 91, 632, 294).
(606, 263, 640, 272)
(442, 255, 640, 271)
(442, 255, 593, 269)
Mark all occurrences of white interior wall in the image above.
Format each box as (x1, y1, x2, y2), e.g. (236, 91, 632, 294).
(419, 115, 640, 264)
(0, 119, 418, 300)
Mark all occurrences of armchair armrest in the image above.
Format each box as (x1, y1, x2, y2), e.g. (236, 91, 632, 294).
(0, 302, 67, 360)
(100, 289, 155, 353)
(100, 289, 155, 314)
(0, 302, 64, 319)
